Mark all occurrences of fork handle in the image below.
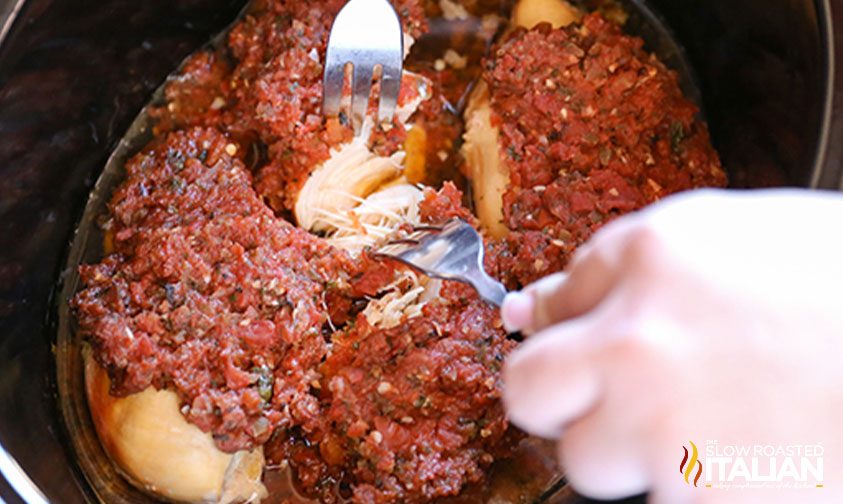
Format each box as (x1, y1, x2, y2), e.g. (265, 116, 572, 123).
(466, 270, 508, 307)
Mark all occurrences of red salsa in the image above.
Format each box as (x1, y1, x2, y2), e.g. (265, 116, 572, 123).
(73, 127, 514, 501)
(73, 3, 727, 503)
(482, 15, 727, 286)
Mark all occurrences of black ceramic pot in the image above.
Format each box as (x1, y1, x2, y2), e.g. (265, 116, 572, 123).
(0, 0, 840, 502)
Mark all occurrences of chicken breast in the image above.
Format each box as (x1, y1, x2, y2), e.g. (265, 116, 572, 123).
(85, 351, 267, 504)
(462, 0, 581, 237)
(512, 0, 581, 29)
(465, 10, 726, 286)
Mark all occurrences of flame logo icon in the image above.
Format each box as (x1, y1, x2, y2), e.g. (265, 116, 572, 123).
(680, 441, 703, 487)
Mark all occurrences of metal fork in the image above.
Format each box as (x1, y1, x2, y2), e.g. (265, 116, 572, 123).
(376, 219, 509, 306)
(323, 0, 404, 133)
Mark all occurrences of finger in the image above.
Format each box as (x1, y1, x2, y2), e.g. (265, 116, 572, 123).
(501, 273, 567, 333)
(502, 316, 604, 439)
(501, 258, 615, 335)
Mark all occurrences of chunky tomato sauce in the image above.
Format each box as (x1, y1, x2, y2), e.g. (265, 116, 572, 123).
(74, 128, 356, 451)
(75, 125, 510, 503)
(74, 2, 727, 503)
(150, 0, 427, 211)
(275, 285, 515, 502)
(483, 15, 726, 286)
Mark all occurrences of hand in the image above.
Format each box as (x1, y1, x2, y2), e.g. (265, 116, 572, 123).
(501, 189, 843, 503)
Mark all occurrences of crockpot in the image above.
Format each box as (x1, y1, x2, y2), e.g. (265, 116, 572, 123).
(0, 0, 840, 502)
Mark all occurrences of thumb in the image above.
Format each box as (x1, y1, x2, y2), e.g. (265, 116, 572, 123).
(500, 245, 620, 334)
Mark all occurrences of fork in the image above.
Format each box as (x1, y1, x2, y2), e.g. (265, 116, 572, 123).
(323, 0, 404, 134)
(376, 219, 509, 306)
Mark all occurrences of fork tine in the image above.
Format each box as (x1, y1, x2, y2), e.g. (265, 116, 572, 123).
(378, 60, 402, 124)
(408, 224, 444, 232)
(375, 219, 509, 307)
(385, 238, 421, 246)
(376, 241, 415, 257)
(351, 64, 375, 133)
(403, 229, 438, 242)
(398, 224, 444, 242)
(322, 55, 346, 118)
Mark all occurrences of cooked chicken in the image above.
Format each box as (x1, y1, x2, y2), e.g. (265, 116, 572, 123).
(77, 2, 445, 503)
(464, 11, 726, 286)
(85, 351, 267, 504)
(74, 0, 728, 502)
(512, 0, 581, 29)
(462, 0, 581, 237)
(294, 71, 433, 253)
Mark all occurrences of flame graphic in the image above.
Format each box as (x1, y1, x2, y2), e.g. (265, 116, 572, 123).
(679, 441, 703, 487)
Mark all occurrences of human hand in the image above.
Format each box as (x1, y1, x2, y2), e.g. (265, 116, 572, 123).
(501, 189, 843, 503)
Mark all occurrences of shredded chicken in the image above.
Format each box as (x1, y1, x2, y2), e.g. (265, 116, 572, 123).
(362, 270, 441, 328)
(325, 184, 424, 251)
(295, 72, 433, 253)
